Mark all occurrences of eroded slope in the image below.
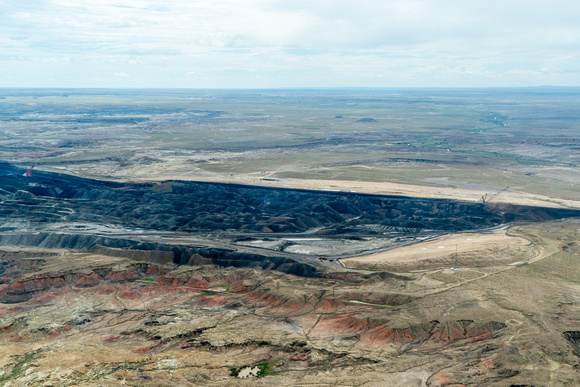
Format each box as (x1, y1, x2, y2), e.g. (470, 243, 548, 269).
(1, 220, 580, 386)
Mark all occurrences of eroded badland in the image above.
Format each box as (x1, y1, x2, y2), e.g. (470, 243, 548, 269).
(1, 88, 580, 386)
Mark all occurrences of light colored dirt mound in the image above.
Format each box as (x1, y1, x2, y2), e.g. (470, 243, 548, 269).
(126, 166, 580, 209)
(282, 177, 580, 209)
(342, 230, 535, 271)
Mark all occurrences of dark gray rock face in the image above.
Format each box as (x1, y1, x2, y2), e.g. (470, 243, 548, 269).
(2, 162, 580, 276)
(1, 163, 510, 234)
(0, 232, 319, 278)
(2, 164, 579, 235)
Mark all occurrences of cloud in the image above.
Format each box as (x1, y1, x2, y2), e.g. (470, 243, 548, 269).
(0, 0, 579, 87)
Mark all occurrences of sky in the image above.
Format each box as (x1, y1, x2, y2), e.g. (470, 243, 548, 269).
(1, 0, 580, 88)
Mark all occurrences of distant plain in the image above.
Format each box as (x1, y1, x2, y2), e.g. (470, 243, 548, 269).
(2, 88, 579, 203)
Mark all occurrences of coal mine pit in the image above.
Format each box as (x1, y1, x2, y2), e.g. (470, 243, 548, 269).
(2, 161, 580, 274)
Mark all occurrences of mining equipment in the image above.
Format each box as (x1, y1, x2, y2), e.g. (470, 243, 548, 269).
(477, 187, 508, 204)
(23, 166, 34, 177)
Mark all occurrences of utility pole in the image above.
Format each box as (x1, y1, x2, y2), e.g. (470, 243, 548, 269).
(454, 244, 458, 269)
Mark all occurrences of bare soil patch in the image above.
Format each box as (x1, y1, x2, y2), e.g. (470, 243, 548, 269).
(277, 177, 580, 210)
(342, 230, 535, 272)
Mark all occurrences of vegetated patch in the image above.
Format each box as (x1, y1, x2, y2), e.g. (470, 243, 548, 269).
(0, 349, 44, 382)
(140, 278, 155, 282)
(230, 362, 271, 378)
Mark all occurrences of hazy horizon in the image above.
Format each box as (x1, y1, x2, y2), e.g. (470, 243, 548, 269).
(2, 85, 580, 91)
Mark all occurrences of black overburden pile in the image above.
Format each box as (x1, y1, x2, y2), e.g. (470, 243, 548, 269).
(1, 163, 579, 235)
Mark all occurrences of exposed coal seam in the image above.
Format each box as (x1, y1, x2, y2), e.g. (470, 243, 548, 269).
(2, 161, 580, 277)
(0, 232, 320, 278)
